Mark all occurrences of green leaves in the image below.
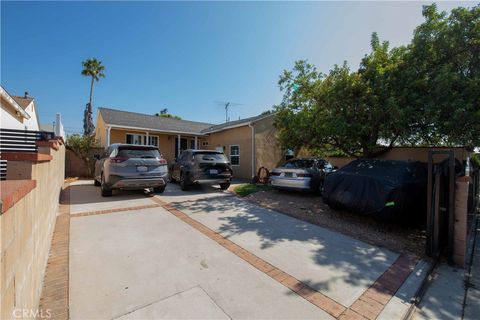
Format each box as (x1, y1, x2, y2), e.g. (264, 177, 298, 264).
(275, 4, 480, 157)
(81, 58, 106, 81)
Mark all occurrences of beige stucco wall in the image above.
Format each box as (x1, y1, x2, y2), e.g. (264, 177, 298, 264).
(0, 143, 65, 319)
(95, 112, 107, 146)
(306, 147, 470, 168)
(207, 126, 253, 179)
(253, 116, 284, 173)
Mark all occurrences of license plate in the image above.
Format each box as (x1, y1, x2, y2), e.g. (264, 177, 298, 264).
(209, 169, 218, 174)
(137, 166, 148, 172)
(284, 172, 293, 177)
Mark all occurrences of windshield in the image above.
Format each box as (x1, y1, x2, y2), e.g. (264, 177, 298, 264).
(283, 159, 315, 169)
(117, 147, 161, 159)
(194, 152, 228, 162)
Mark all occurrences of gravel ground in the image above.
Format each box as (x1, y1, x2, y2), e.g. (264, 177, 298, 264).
(244, 189, 426, 257)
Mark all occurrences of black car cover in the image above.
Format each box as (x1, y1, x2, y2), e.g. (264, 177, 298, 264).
(323, 159, 427, 221)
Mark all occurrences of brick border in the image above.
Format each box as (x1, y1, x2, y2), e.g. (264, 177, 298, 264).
(38, 185, 71, 320)
(70, 203, 161, 218)
(151, 196, 419, 320)
(341, 254, 419, 320)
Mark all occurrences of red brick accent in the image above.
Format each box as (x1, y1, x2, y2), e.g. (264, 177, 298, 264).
(338, 309, 367, 320)
(0, 152, 52, 162)
(150, 196, 347, 318)
(36, 139, 60, 151)
(38, 186, 71, 319)
(71, 203, 162, 218)
(0, 180, 36, 214)
(339, 254, 419, 320)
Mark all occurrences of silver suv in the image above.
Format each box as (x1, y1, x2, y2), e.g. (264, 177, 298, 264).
(94, 144, 168, 197)
(171, 149, 232, 191)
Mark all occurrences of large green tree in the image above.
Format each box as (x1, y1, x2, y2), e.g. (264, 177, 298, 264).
(275, 4, 480, 158)
(81, 58, 106, 136)
(399, 4, 480, 147)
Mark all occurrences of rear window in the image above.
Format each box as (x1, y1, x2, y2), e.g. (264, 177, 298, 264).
(117, 147, 160, 159)
(283, 159, 315, 168)
(194, 152, 227, 162)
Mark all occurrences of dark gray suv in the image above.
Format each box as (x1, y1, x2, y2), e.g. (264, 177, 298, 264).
(171, 149, 233, 191)
(94, 144, 168, 197)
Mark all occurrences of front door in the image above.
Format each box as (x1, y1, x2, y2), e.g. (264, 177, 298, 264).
(175, 137, 188, 158)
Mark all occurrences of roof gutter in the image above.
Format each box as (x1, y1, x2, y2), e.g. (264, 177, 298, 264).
(0, 86, 30, 119)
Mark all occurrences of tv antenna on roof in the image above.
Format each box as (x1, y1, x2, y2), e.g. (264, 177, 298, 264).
(215, 101, 243, 123)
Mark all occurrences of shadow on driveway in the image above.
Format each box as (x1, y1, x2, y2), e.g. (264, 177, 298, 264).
(174, 195, 398, 306)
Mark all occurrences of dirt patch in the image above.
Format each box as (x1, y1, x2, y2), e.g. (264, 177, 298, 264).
(245, 189, 426, 257)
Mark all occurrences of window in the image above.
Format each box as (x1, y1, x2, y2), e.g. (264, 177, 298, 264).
(190, 139, 196, 149)
(229, 145, 240, 165)
(202, 141, 209, 147)
(126, 134, 159, 147)
(283, 159, 315, 168)
(117, 147, 160, 159)
(147, 136, 159, 147)
(126, 134, 145, 145)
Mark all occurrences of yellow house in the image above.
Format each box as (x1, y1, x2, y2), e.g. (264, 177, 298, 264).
(95, 108, 285, 179)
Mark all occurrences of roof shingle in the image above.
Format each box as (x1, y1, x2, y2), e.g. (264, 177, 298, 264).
(99, 108, 213, 135)
(12, 96, 34, 110)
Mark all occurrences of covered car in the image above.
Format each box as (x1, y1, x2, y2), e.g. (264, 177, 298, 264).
(322, 159, 427, 221)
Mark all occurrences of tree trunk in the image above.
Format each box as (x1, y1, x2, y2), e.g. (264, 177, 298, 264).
(88, 76, 94, 112)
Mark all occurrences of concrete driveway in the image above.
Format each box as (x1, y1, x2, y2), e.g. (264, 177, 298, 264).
(68, 181, 427, 319)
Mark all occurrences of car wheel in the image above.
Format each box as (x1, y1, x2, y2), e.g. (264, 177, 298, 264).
(94, 179, 101, 187)
(154, 185, 166, 193)
(101, 173, 112, 197)
(219, 182, 230, 190)
(180, 172, 189, 191)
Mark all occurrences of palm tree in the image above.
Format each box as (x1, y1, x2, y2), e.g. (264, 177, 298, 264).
(81, 58, 105, 135)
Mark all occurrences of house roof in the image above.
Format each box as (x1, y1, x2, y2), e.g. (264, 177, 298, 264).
(12, 96, 34, 110)
(0, 86, 30, 119)
(201, 113, 274, 133)
(98, 107, 214, 135)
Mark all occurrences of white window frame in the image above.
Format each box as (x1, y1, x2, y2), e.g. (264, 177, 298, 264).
(229, 145, 240, 166)
(126, 133, 146, 145)
(125, 133, 160, 147)
(147, 135, 159, 147)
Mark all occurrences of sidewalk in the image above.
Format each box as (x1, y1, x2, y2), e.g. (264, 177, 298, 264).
(463, 218, 480, 320)
(414, 216, 479, 320)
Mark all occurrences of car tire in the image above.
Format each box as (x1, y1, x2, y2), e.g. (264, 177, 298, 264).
(219, 182, 230, 190)
(180, 172, 189, 191)
(94, 179, 101, 187)
(101, 173, 113, 197)
(154, 185, 166, 193)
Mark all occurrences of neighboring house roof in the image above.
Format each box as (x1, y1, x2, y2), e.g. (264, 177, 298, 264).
(201, 113, 274, 133)
(0, 86, 30, 119)
(99, 107, 214, 135)
(12, 96, 34, 110)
